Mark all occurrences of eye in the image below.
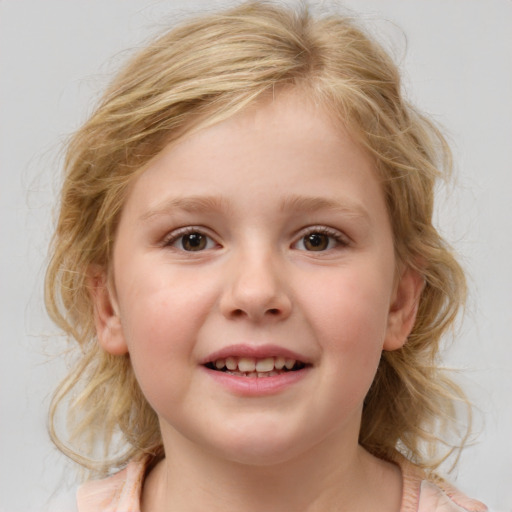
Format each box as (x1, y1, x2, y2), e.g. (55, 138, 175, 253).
(165, 229, 217, 252)
(301, 233, 332, 251)
(293, 228, 347, 252)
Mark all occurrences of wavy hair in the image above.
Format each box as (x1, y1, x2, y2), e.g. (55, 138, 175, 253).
(46, 1, 468, 477)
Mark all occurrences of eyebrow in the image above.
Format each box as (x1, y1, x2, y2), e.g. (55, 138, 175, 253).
(279, 194, 371, 222)
(140, 195, 232, 222)
(139, 194, 370, 223)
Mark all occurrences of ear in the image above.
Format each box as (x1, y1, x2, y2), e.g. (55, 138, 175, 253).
(87, 266, 128, 355)
(383, 265, 425, 351)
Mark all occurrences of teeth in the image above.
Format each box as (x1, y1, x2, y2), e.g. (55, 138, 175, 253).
(238, 357, 256, 372)
(274, 356, 285, 370)
(210, 356, 301, 374)
(225, 356, 237, 370)
(255, 357, 274, 372)
(284, 358, 295, 370)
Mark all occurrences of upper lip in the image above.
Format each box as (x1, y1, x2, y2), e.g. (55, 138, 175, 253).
(200, 344, 312, 365)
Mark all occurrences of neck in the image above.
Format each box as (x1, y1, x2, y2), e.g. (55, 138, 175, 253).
(141, 426, 402, 512)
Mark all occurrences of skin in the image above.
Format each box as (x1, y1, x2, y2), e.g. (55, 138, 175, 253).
(91, 90, 423, 511)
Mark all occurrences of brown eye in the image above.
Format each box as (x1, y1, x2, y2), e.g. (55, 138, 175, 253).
(303, 233, 330, 251)
(166, 228, 217, 252)
(181, 233, 208, 251)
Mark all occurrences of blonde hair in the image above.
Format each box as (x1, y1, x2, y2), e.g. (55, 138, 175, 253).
(46, 1, 468, 477)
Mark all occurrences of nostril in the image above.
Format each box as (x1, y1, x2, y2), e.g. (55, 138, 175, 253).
(231, 308, 280, 317)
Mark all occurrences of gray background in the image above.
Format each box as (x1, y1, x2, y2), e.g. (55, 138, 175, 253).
(1, 1, 511, 510)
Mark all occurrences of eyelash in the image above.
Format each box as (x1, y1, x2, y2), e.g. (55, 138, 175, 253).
(162, 225, 349, 253)
(293, 226, 349, 252)
(162, 227, 218, 252)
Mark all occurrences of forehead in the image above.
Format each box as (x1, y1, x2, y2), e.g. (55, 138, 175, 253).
(117, 90, 390, 240)
(132, 89, 377, 193)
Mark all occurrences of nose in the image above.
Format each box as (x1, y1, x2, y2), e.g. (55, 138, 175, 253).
(220, 250, 292, 322)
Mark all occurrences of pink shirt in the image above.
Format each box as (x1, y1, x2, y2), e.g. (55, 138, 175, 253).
(76, 456, 488, 512)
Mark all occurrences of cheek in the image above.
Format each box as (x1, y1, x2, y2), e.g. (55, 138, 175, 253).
(114, 274, 211, 404)
(300, 264, 393, 383)
(306, 268, 391, 340)
(118, 263, 215, 344)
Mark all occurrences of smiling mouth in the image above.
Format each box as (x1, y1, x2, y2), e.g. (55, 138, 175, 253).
(204, 356, 308, 378)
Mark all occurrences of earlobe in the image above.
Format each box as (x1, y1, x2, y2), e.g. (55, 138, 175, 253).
(383, 266, 425, 351)
(88, 267, 128, 356)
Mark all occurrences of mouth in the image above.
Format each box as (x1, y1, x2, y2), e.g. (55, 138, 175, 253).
(204, 356, 308, 378)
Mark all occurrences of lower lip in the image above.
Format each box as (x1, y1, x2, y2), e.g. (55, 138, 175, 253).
(201, 366, 311, 396)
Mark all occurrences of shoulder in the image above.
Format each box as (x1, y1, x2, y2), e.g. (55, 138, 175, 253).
(76, 458, 146, 512)
(417, 480, 488, 512)
(74, 454, 491, 512)
(397, 456, 488, 512)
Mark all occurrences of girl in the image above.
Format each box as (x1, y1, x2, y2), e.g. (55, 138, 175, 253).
(45, 2, 489, 510)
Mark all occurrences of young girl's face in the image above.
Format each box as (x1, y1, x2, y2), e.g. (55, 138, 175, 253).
(94, 90, 419, 465)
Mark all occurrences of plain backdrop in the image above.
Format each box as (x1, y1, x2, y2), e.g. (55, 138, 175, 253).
(1, 1, 511, 510)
